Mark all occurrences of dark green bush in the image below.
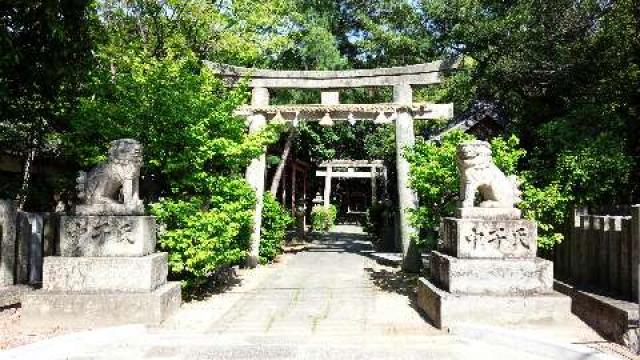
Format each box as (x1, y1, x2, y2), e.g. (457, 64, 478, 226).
(150, 177, 255, 289)
(260, 192, 293, 263)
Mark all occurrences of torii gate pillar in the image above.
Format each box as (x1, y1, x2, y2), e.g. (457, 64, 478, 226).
(394, 84, 422, 272)
(245, 87, 269, 268)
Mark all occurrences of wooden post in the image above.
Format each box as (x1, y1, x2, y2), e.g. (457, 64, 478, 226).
(569, 207, 586, 284)
(291, 166, 297, 215)
(245, 87, 269, 268)
(633, 205, 640, 354)
(621, 217, 632, 299)
(631, 205, 640, 302)
(609, 217, 621, 295)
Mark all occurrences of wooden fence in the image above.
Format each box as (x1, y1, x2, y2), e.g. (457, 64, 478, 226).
(555, 205, 640, 301)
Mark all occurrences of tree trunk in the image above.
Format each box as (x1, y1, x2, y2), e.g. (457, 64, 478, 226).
(16, 146, 37, 210)
(270, 128, 296, 195)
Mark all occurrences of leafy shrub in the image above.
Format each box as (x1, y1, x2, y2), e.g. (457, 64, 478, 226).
(260, 192, 293, 263)
(150, 177, 255, 289)
(405, 131, 474, 249)
(311, 205, 337, 231)
(406, 130, 564, 250)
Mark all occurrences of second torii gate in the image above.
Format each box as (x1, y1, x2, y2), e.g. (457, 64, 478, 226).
(209, 59, 459, 271)
(316, 160, 386, 207)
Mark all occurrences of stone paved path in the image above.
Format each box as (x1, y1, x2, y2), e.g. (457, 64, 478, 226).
(206, 225, 437, 339)
(0, 226, 626, 359)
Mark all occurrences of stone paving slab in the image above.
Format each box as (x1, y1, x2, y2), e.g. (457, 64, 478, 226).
(0, 327, 553, 360)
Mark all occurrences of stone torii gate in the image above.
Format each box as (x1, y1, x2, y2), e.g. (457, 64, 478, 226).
(209, 59, 458, 271)
(316, 160, 385, 207)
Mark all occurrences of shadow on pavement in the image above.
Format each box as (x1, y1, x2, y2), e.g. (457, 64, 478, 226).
(181, 266, 243, 302)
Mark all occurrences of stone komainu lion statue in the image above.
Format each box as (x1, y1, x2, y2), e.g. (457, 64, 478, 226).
(457, 140, 521, 208)
(76, 139, 143, 207)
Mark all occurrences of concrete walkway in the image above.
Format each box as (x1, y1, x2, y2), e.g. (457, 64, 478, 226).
(0, 226, 626, 359)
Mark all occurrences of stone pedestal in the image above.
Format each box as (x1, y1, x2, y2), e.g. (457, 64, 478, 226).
(22, 282, 180, 329)
(417, 278, 571, 329)
(417, 209, 571, 329)
(430, 251, 554, 295)
(0, 200, 17, 287)
(22, 216, 180, 329)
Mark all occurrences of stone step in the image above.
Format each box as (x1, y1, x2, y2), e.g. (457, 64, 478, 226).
(21, 281, 181, 329)
(417, 277, 572, 329)
(430, 251, 554, 295)
(43, 253, 168, 292)
(0, 284, 32, 307)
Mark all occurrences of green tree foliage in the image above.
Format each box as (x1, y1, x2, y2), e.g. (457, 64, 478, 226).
(529, 108, 634, 206)
(260, 192, 293, 263)
(68, 44, 281, 288)
(407, 131, 565, 250)
(0, 0, 94, 206)
(96, 0, 298, 66)
(420, 0, 640, 206)
(283, 0, 437, 69)
(406, 131, 474, 248)
(295, 121, 395, 163)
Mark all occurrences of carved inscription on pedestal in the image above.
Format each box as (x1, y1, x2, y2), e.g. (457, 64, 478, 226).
(439, 218, 537, 259)
(465, 225, 531, 251)
(60, 215, 155, 257)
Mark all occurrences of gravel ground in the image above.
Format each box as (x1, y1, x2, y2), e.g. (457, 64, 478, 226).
(0, 305, 68, 350)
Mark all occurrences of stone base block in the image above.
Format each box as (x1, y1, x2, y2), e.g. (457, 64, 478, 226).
(555, 280, 639, 352)
(455, 207, 521, 220)
(21, 282, 181, 329)
(0, 285, 32, 307)
(430, 251, 553, 295)
(439, 217, 537, 259)
(417, 277, 571, 329)
(43, 253, 168, 292)
(60, 215, 156, 257)
(75, 203, 144, 216)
